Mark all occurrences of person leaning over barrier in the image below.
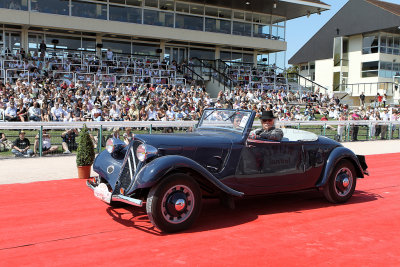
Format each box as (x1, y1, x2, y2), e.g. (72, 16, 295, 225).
(12, 131, 34, 157)
(249, 110, 283, 141)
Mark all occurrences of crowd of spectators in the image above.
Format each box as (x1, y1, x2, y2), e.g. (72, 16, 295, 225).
(0, 49, 399, 158)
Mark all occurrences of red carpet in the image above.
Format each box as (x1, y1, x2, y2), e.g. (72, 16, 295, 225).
(0, 153, 399, 266)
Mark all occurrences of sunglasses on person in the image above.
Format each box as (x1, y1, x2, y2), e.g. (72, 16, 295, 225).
(261, 119, 274, 122)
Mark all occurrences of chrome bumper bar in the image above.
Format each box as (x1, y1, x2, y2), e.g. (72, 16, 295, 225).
(86, 180, 143, 207)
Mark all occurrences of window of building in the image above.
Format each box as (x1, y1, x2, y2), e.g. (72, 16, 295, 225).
(361, 61, 379, 78)
(109, 5, 142, 24)
(190, 48, 214, 60)
(362, 34, 379, 54)
(253, 24, 270, 39)
(159, 0, 174, 11)
(0, 0, 28, 11)
(82, 38, 96, 51)
(144, 0, 158, 8)
(176, 2, 189, 13)
(190, 4, 204, 15)
(205, 6, 218, 17)
(176, 14, 203, 31)
(205, 18, 231, 34)
(144, 9, 174, 27)
(132, 43, 158, 56)
(126, 0, 143, 7)
(32, 0, 69, 15)
(46, 35, 82, 51)
(233, 11, 244, 20)
(103, 39, 131, 54)
(232, 21, 251, 37)
(71, 1, 107, 20)
(218, 8, 231, 19)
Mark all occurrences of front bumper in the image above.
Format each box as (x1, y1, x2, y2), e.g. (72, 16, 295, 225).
(86, 180, 143, 207)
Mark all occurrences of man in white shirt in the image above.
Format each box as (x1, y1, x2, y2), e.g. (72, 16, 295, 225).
(51, 103, 63, 121)
(166, 105, 175, 121)
(28, 102, 41, 121)
(91, 103, 102, 121)
(109, 104, 121, 121)
(5, 102, 18, 121)
(147, 105, 158, 121)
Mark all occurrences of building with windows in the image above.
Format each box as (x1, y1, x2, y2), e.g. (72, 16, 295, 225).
(289, 0, 400, 105)
(0, 0, 329, 68)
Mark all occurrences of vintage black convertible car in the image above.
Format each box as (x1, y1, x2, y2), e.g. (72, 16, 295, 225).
(87, 108, 369, 232)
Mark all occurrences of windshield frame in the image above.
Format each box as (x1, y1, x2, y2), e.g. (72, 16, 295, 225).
(197, 108, 254, 135)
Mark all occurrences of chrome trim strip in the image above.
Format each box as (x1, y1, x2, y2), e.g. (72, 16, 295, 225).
(112, 195, 143, 207)
(131, 147, 137, 172)
(127, 152, 134, 182)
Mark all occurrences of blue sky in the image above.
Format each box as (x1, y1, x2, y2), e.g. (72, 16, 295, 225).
(285, 0, 399, 66)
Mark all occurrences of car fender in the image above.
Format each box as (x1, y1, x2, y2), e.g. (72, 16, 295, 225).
(129, 155, 244, 197)
(316, 146, 364, 187)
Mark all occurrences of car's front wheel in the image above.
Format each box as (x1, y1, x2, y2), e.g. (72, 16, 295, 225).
(323, 160, 357, 203)
(146, 173, 202, 233)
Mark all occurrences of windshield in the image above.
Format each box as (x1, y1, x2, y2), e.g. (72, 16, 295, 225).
(198, 109, 252, 133)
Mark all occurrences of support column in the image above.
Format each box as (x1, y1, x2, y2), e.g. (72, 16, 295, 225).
(253, 50, 258, 67)
(215, 46, 221, 61)
(96, 34, 102, 58)
(160, 40, 166, 61)
(21, 26, 29, 53)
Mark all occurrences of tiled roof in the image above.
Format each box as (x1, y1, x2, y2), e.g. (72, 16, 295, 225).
(366, 0, 400, 16)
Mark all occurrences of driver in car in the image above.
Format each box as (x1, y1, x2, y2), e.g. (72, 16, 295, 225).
(250, 110, 283, 141)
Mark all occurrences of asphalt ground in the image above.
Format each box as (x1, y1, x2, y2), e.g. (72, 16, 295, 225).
(0, 153, 399, 266)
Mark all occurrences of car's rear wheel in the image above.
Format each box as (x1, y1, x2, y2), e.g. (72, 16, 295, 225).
(146, 173, 202, 233)
(323, 160, 357, 203)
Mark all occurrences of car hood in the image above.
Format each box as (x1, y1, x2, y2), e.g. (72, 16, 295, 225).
(134, 130, 241, 148)
(134, 130, 241, 174)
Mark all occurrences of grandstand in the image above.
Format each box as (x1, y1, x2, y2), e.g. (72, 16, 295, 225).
(0, 0, 330, 95)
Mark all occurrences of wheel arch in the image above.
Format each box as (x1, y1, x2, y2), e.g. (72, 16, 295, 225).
(316, 147, 364, 188)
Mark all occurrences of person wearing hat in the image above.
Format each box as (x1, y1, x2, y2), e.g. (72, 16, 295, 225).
(250, 110, 283, 141)
(12, 131, 33, 157)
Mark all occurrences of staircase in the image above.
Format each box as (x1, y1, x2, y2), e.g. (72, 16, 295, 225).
(286, 73, 329, 94)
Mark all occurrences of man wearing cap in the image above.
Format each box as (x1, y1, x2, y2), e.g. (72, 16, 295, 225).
(250, 110, 283, 141)
(12, 131, 33, 157)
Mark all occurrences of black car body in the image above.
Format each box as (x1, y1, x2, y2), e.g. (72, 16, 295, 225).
(87, 109, 369, 232)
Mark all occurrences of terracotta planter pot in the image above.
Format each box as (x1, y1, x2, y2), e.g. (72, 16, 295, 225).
(77, 165, 92, 179)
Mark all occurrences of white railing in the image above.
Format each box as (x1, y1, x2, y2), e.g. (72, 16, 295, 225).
(5, 69, 30, 83)
(0, 120, 399, 130)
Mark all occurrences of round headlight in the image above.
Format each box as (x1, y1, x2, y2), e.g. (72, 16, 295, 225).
(136, 144, 146, 161)
(136, 144, 158, 162)
(106, 138, 115, 153)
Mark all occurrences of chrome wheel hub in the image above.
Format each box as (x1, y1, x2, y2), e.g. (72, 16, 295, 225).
(161, 185, 195, 224)
(342, 178, 350, 188)
(335, 167, 353, 196)
(175, 199, 186, 211)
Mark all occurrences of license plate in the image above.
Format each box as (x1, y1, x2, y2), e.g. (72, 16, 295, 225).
(94, 183, 112, 204)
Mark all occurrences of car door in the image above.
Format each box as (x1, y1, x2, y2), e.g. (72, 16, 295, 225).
(235, 138, 305, 195)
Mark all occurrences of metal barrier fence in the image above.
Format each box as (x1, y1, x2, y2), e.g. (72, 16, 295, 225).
(0, 120, 399, 158)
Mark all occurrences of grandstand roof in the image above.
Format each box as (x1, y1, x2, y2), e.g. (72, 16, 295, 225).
(289, 0, 400, 65)
(185, 0, 330, 21)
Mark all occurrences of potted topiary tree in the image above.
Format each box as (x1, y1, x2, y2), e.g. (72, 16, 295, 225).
(76, 124, 95, 179)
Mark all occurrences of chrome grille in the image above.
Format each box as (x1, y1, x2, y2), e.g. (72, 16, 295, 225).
(114, 140, 142, 194)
